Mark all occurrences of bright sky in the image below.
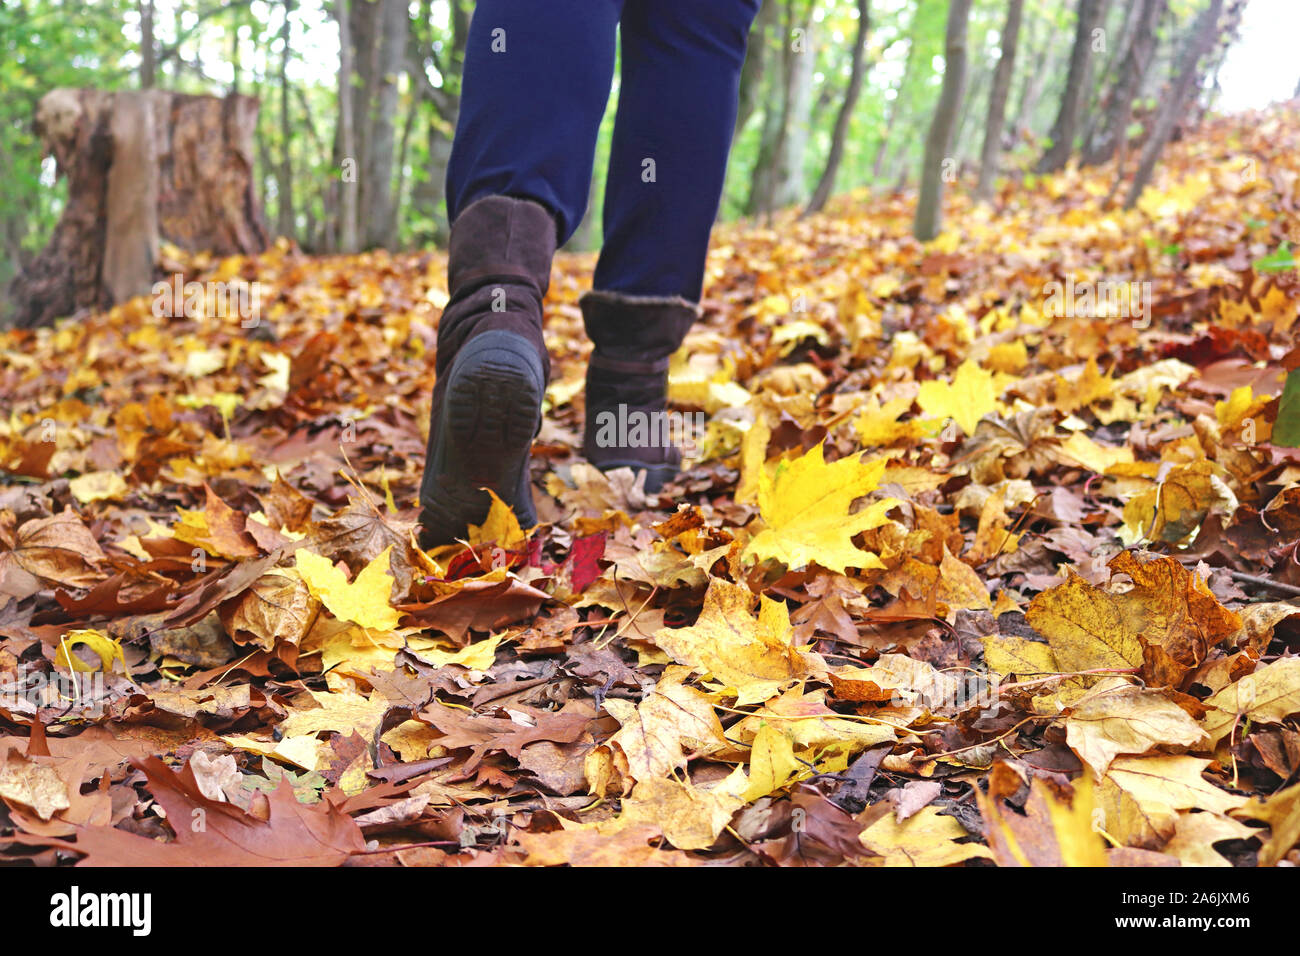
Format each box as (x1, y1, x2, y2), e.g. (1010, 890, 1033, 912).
(1217, 0, 1300, 112)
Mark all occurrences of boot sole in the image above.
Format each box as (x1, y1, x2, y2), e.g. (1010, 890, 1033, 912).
(420, 330, 544, 546)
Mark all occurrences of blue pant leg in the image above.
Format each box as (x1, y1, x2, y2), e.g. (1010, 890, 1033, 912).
(446, 0, 624, 242)
(593, 0, 762, 302)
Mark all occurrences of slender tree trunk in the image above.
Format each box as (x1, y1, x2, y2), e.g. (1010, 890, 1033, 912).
(392, 88, 418, 242)
(1081, 0, 1166, 167)
(569, 170, 601, 252)
(1078, 0, 1137, 160)
(1037, 0, 1103, 172)
(772, 14, 815, 209)
(1073, 0, 1112, 141)
(351, 0, 378, 230)
(1011, 13, 1058, 140)
(276, 0, 296, 239)
(1190, 0, 1245, 126)
(229, 10, 242, 95)
(803, 0, 870, 216)
(336, 0, 358, 253)
(408, 0, 467, 245)
(140, 0, 156, 89)
(1123, 0, 1225, 209)
(747, 0, 800, 217)
(953, 59, 991, 163)
(735, 0, 776, 147)
(363, 0, 407, 248)
(975, 0, 1024, 202)
(913, 0, 972, 241)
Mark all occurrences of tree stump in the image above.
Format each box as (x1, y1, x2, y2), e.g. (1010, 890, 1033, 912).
(6, 89, 269, 330)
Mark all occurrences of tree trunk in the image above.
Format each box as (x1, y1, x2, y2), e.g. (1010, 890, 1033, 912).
(140, 0, 157, 89)
(1077, 0, 1137, 161)
(335, 0, 358, 252)
(913, 0, 972, 241)
(953, 58, 991, 164)
(1037, 0, 1103, 172)
(1122, 0, 1225, 209)
(746, 0, 797, 217)
(1010, 12, 1056, 140)
(1081, 0, 1166, 167)
(734, 0, 776, 147)
(975, 0, 1024, 202)
(804, 0, 871, 216)
(774, 14, 815, 209)
(362, 0, 408, 248)
(350, 0, 378, 233)
(5, 90, 269, 330)
(276, 0, 296, 239)
(1072, 0, 1113, 145)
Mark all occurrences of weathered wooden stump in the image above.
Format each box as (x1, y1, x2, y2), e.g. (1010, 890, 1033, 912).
(6, 89, 269, 330)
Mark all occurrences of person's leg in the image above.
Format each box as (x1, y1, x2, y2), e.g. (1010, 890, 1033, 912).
(421, 1, 623, 546)
(446, 0, 623, 242)
(593, 0, 760, 301)
(581, 0, 760, 491)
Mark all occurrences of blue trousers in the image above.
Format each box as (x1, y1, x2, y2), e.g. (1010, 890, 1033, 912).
(446, 0, 762, 304)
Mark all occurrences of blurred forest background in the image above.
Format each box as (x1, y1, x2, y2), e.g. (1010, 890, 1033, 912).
(0, 0, 1259, 322)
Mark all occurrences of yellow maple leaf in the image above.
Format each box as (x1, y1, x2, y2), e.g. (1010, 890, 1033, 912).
(860, 805, 994, 867)
(606, 766, 748, 850)
(279, 688, 390, 741)
(744, 443, 898, 573)
(742, 723, 805, 801)
(1236, 780, 1300, 866)
(977, 772, 1107, 866)
(1051, 358, 1115, 415)
(1120, 459, 1236, 546)
(605, 668, 727, 783)
(67, 471, 129, 504)
(407, 633, 505, 671)
(1201, 658, 1300, 747)
(1258, 284, 1296, 333)
(1057, 431, 1134, 474)
(1104, 755, 1245, 817)
(295, 546, 401, 631)
(985, 340, 1029, 374)
(651, 579, 825, 706)
(1062, 678, 1207, 778)
(853, 395, 936, 448)
(1024, 570, 1143, 673)
(916, 360, 999, 436)
(468, 489, 527, 547)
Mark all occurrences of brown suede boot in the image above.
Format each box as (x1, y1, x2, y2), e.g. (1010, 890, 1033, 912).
(580, 291, 698, 493)
(419, 196, 557, 547)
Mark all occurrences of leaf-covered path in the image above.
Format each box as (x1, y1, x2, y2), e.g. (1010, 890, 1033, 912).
(2, 106, 1300, 866)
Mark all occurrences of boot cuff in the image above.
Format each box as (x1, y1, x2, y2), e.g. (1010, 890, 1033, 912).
(579, 289, 701, 315)
(579, 289, 699, 362)
(448, 195, 558, 297)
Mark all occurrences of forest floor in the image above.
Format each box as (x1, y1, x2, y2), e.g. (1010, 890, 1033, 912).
(2, 105, 1300, 867)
